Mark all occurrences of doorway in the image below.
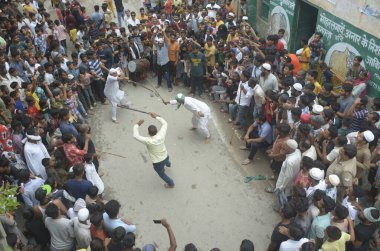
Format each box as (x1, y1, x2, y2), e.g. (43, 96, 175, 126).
(292, 1, 319, 51)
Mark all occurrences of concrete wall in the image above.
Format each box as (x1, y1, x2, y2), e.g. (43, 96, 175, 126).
(307, 0, 380, 38)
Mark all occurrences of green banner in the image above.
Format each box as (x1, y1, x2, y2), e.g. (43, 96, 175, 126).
(268, 0, 296, 44)
(316, 10, 380, 97)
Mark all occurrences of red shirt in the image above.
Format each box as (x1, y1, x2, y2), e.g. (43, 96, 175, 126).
(90, 225, 107, 240)
(63, 143, 86, 165)
(165, 0, 172, 15)
(289, 54, 300, 76)
(0, 125, 14, 153)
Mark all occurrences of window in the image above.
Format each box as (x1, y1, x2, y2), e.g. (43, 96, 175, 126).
(259, 0, 270, 20)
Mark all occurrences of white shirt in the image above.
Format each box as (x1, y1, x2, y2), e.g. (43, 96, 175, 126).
(206, 3, 220, 19)
(326, 146, 342, 163)
(22, 177, 45, 208)
(259, 73, 279, 93)
(85, 162, 104, 194)
(72, 217, 91, 249)
(306, 180, 327, 197)
(252, 84, 266, 106)
(127, 17, 140, 27)
(170, 97, 211, 116)
(276, 149, 302, 196)
(279, 37, 288, 50)
(279, 238, 309, 251)
(302, 145, 317, 161)
(342, 196, 358, 220)
(235, 81, 253, 107)
(44, 72, 55, 85)
(133, 117, 168, 163)
(24, 140, 50, 180)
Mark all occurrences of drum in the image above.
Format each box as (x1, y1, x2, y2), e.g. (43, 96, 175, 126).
(128, 59, 150, 73)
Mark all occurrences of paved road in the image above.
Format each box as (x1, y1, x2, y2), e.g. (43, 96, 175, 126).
(92, 76, 279, 250)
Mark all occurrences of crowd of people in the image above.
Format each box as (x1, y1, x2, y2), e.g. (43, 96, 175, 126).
(0, 0, 379, 250)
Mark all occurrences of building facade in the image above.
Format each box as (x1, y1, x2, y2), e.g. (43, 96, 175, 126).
(247, 0, 380, 97)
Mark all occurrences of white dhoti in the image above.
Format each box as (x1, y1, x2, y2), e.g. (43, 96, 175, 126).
(104, 75, 131, 121)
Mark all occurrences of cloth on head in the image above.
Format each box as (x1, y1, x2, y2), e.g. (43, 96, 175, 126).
(175, 93, 185, 109)
(312, 104, 323, 114)
(41, 184, 52, 195)
(262, 63, 271, 71)
(293, 83, 303, 92)
(328, 174, 340, 187)
(142, 244, 156, 251)
(286, 139, 298, 150)
(309, 168, 324, 181)
(157, 38, 164, 44)
(109, 68, 118, 75)
(301, 113, 311, 123)
(364, 130, 375, 143)
(228, 12, 235, 17)
(363, 207, 380, 223)
(67, 74, 74, 80)
(242, 16, 248, 20)
(78, 208, 89, 222)
(73, 198, 86, 212)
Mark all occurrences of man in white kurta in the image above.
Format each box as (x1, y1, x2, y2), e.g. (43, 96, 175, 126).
(166, 93, 211, 141)
(104, 68, 130, 123)
(23, 131, 50, 180)
(276, 139, 302, 196)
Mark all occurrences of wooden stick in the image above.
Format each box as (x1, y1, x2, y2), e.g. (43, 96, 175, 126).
(99, 151, 127, 158)
(117, 105, 151, 114)
(151, 85, 166, 103)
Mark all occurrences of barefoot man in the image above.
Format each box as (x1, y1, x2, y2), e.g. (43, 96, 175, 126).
(165, 93, 211, 142)
(133, 112, 175, 188)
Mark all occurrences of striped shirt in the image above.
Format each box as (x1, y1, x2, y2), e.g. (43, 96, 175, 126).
(350, 108, 368, 132)
(88, 59, 103, 79)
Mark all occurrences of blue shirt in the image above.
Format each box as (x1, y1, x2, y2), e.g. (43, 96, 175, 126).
(64, 179, 92, 200)
(102, 212, 137, 236)
(259, 121, 273, 144)
(156, 43, 170, 66)
(59, 121, 79, 138)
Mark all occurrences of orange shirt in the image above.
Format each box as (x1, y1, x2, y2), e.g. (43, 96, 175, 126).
(289, 54, 300, 75)
(168, 41, 179, 62)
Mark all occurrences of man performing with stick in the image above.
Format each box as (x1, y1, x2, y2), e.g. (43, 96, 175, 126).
(133, 112, 175, 188)
(104, 68, 131, 123)
(164, 93, 211, 143)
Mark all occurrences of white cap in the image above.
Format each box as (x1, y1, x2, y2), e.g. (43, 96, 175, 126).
(328, 174, 340, 187)
(35, 63, 41, 69)
(312, 104, 323, 114)
(286, 139, 298, 150)
(228, 12, 235, 17)
(109, 68, 118, 75)
(242, 16, 248, 20)
(309, 168, 324, 181)
(77, 208, 89, 222)
(157, 38, 164, 44)
(67, 74, 74, 80)
(262, 63, 271, 71)
(363, 130, 375, 143)
(293, 83, 303, 92)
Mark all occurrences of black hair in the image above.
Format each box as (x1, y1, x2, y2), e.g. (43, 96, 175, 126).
(289, 224, 305, 241)
(184, 243, 198, 251)
(299, 139, 311, 152)
(334, 204, 349, 220)
(124, 232, 136, 249)
(343, 144, 357, 158)
(324, 82, 333, 92)
(300, 242, 316, 251)
(308, 70, 318, 79)
(372, 112, 380, 123)
(148, 125, 158, 136)
(61, 133, 74, 143)
(281, 203, 297, 219)
(298, 123, 311, 135)
(18, 169, 30, 183)
(45, 203, 59, 218)
(112, 226, 126, 243)
(87, 185, 99, 198)
(328, 126, 338, 138)
(90, 238, 104, 251)
(105, 199, 121, 219)
(355, 56, 363, 62)
(240, 239, 254, 251)
(90, 211, 103, 226)
(325, 225, 342, 241)
(84, 153, 93, 162)
(73, 163, 84, 177)
(23, 208, 34, 221)
(291, 107, 302, 118)
(342, 83, 353, 92)
(6, 233, 18, 248)
(337, 136, 348, 146)
(292, 197, 309, 213)
(277, 123, 291, 136)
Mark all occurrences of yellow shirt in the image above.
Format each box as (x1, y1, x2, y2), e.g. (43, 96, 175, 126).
(313, 81, 322, 95)
(300, 47, 311, 71)
(216, 20, 224, 28)
(226, 33, 239, 44)
(204, 44, 216, 66)
(133, 117, 168, 163)
(321, 232, 350, 251)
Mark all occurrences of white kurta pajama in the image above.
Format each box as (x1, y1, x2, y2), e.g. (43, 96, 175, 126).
(104, 75, 129, 121)
(23, 137, 50, 180)
(276, 149, 302, 196)
(170, 97, 211, 138)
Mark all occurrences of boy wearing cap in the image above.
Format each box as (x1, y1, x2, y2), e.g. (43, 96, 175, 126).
(73, 208, 92, 249)
(259, 63, 279, 93)
(355, 130, 373, 183)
